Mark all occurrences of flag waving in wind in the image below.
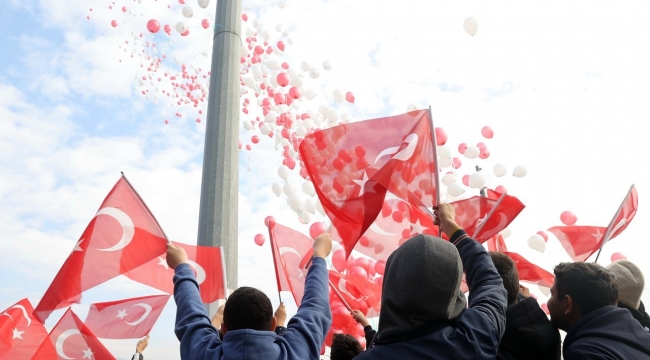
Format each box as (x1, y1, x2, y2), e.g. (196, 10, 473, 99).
(602, 185, 638, 247)
(0, 298, 49, 360)
(84, 294, 170, 339)
(267, 221, 312, 306)
(299, 109, 439, 257)
(34, 176, 169, 322)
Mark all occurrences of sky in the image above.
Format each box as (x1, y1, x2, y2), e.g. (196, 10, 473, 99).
(2, 0, 650, 359)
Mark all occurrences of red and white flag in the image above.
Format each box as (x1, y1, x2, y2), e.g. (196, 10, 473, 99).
(34, 177, 169, 322)
(453, 194, 525, 242)
(84, 294, 169, 339)
(486, 233, 508, 252)
(299, 109, 439, 257)
(125, 242, 227, 303)
(32, 308, 115, 360)
(604, 184, 638, 244)
(503, 252, 555, 288)
(267, 221, 312, 306)
(547, 226, 608, 262)
(0, 299, 49, 360)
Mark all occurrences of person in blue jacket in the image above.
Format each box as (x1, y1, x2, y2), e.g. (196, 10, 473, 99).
(355, 203, 508, 359)
(547, 262, 650, 359)
(165, 233, 332, 360)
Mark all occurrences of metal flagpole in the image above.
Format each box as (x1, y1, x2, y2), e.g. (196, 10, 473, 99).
(120, 172, 171, 244)
(266, 221, 283, 304)
(427, 106, 442, 237)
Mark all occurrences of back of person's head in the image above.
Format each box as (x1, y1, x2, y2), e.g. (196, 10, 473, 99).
(223, 287, 273, 331)
(554, 262, 618, 315)
(607, 260, 645, 309)
(375, 234, 466, 342)
(330, 334, 363, 360)
(489, 252, 520, 305)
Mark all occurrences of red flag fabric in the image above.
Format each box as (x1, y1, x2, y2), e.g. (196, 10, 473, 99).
(547, 226, 608, 262)
(32, 308, 115, 360)
(486, 233, 508, 252)
(125, 242, 227, 303)
(267, 221, 312, 306)
(452, 194, 525, 242)
(503, 252, 554, 288)
(605, 185, 638, 243)
(299, 110, 438, 257)
(34, 177, 169, 322)
(0, 299, 49, 360)
(84, 294, 169, 339)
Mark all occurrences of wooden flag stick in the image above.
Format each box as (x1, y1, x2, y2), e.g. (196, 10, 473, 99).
(329, 279, 352, 311)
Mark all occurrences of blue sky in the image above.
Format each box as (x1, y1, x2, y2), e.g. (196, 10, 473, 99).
(3, 0, 650, 359)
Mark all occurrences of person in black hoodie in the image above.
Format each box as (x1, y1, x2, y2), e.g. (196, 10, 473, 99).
(607, 260, 650, 332)
(547, 262, 650, 359)
(489, 252, 561, 360)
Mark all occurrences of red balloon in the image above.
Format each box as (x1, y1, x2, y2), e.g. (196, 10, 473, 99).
(277, 41, 285, 51)
(273, 92, 286, 105)
(481, 126, 494, 139)
(288, 86, 301, 99)
(254, 46, 264, 55)
(201, 19, 211, 29)
(163, 24, 172, 35)
(349, 266, 368, 283)
(435, 127, 447, 146)
(476, 142, 487, 150)
(147, 19, 161, 33)
(281, 62, 289, 69)
(359, 236, 370, 247)
(111, 20, 118, 27)
(264, 216, 275, 226)
(494, 185, 507, 194)
(254, 234, 265, 246)
(181, 29, 190, 36)
(462, 174, 470, 186)
(276, 73, 290, 87)
(332, 250, 346, 272)
(251, 135, 260, 144)
(345, 92, 355, 103)
(355, 257, 370, 272)
(309, 222, 327, 240)
(560, 211, 577, 226)
(374, 243, 384, 254)
(332, 305, 352, 326)
(611, 252, 627, 262)
(242, 13, 248, 21)
(479, 147, 490, 159)
(458, 143, 467, 154)
(536, 230, 548, 242)
(375, 260, 386, 275)
(122, 6, 127, 12)
(452, 157, 462, 169)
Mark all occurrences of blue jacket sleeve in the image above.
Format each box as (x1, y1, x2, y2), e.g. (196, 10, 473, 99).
(451, 230, 508, 337)
(173, 263, 221, 359)
(280, 257, 332, 358)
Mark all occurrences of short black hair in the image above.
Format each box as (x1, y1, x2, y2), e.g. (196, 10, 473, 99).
(223, 287, 273, 331)
(489, 252, 520, 305)
(330, 334, 363, 360)
(554, 262, 618, 315)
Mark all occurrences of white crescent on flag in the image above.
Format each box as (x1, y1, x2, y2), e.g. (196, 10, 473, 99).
(478, 213, 508, 239)
(187, 260, 207, 285)
(95, 207, 135, 252)
(7, 305, 31, 327)
(55, 329, 81, 360)
(279, 247, 301, 258)
(374, 133, 419, 165)
(369, 222, 398, 236)
(125, 303, 153, 326)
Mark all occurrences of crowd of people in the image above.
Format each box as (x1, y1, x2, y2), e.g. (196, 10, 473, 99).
(163, 203, 650, 359)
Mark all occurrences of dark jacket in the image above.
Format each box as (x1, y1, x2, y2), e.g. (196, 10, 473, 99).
(563, 305, 650, 360)
(497, 296, 561, 360)
(355, 230, 508, 359)
(173, 257, 331, 360)
(619, 301, 650, 333)
(363, 325, 376, 349)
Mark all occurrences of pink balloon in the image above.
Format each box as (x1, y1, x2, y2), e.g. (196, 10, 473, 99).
(345, 92, 355, 103)
(458, 143, 467, 154)
(560, 211, 577, 226)
(481, 126, 494, 139)
(309, 222, 327, 240)
(332, 250, 346, 272)
(122, 6, 127, 12)
(254, 46, 264, 55)
(435, 127, 447, 146)
(251, 135, 260, 144)
(277, 41, 285, 51)
(147, 19, 160, 33)
(462, 174, 470, 186)
(479, 147, 490, 159)
(288, 86, 301, 99)
(111, 20, 118, 27)
(281, 62, 289, 69)
(375, 260, 386, 275)
(355, 257, 370, 272)
(452, 157, 462, 169)
(276, 73, 290, 87)
(201, 19, 211, 29)
(181, 29, 190, 36)
(476, 142, 487, 150)
(349, 266, 368, 283)
(242, 13, 248, 21)
(495, 185, 507, 194)
(611, 252, 627, 262)
(254, 234, 265, 246)
(536, 231, 548, 242)
(264, 216, 275, 226)
(163, 24, 172, 35)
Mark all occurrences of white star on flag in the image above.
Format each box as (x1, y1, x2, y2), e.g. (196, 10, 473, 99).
(353, 172, 371, 196)
(158, 256, 169, 270)
(116, 309, 128, 320)
(73, 239, 84, 252)
(591, 228, 603, 242)
(409, 219, 428, 234)
(12, 328, 24, 339)
(82, 348, 94, 359)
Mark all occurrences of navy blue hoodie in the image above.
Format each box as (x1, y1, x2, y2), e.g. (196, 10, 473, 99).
(563, 305, 650, 360)
(173, 257, 331, 360)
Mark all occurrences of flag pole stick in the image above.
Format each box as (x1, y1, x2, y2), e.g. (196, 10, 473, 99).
(329, 279, 353, 311)
(594, 184, 635, 263)
(120, 172, 171, 243)
(427, 107, 442, 237)
(472, 191, 507, 239)
(266, 221, 284, 303)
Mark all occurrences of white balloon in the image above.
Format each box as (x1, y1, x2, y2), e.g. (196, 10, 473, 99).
(341, 113, 352, 123)
(278, 165, 291, 180)
(309, 68, 320, 79)
(304, 198, 316, 214)
(464, 146, 479, 159)
(247, 165, 252, 171)
(469, 171, 486, 189)
(539, 285, 550, 297)
(290, 76, 303, 87)
(279, 1, 286, 8)
(406, 103, 417, 112)
(333, 89, 344, 103)
(304, 89, 317, 100)
(463, 17, 478, 37)
(244, 77, 256, 89)
(513, 165, 528, 178)
(301, 61, 311, 72)
(500, 228, 511, 238)
(276, 23, 283, 32)
(267, 59, 280, 70)
(197, 0, 210, 8)
(438, 157, 452, 168)
(447, 183, 465, 196)
(493, 163, 507, 177)
(527, 234, 546, 253)
(437, 145, 452, 160)
(301, 180, 316, 196)
(322, 61, 332, 71)
(242, 121, 252, 130)
(259, 124, 270, 135)
(283, 182, 296, 196)
(315, 199, 326, 216)
(265, 111, 277, 123)
(298, 210, 311, 224)
(175, 22, 187, 33)
(182, 5, 194, 18)
(442, 173, 457, 186)
(288, 193, 305, 211)
(295, 126, 307, 137)
(272, 182, 282, 196)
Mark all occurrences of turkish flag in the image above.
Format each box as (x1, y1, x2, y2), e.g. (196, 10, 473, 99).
(125, 242, 227, 303)
(486, 233, 508, 252)
(84, 294, 169, 339)
(34, 177, 169, 322)
(267, 221, 312, 306)
(299, 109, 439, 257)
(452, 194, 525, 242)
(0, 298, 49, 360)
(32, 308, 115, 360)
(547, 226, 608, 262)
(605, 185, 638, 243)
(503, 252, 554, 288)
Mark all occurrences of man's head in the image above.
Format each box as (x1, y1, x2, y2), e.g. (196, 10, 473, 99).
(489, 252, 520, 305)
(330, 334, 363, 360)
(222, 287, 276, 334)
(375, 234, 466, 342)
(547, 262, 618, 331)
(607, 260, 645, 309)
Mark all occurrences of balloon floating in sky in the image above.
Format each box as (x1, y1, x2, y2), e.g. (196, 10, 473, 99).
(254, 234, 265, 246)
(182, 5, 194, 18)
(345, 92, 355, 103)
(111, 20, 118, 27)
(481, 126, 494, 139)
(309, 222, 327, 240)
(611, 252, 627, 262)
(528, 234, 546, 253)
(560, 211, 577, 226)
(147, 19, 160, 33)
(513, 165, 527, 178)
(198, 0, 211, 8)
(493, 163, 507, 177)
(463, 17, 478, 37)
